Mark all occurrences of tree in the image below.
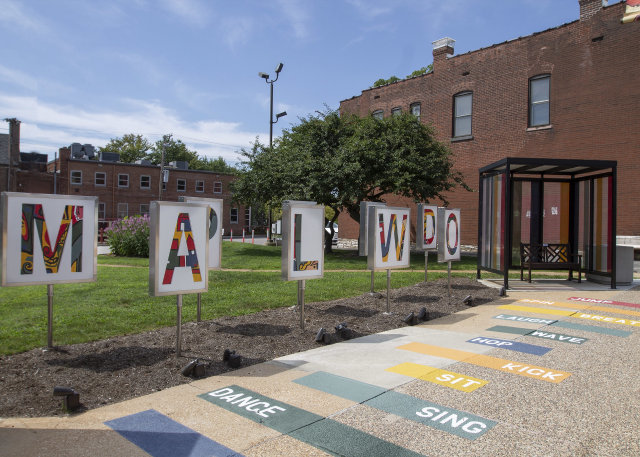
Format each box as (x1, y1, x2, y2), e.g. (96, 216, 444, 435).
(406, 64, 433, 79)
(233, 109, 468, 252)
(98, 134, 152, 163)
(192, 155, 237, 174)
(147, 135, 199, 168)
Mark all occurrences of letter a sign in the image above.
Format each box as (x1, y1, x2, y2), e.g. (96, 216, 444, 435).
(149, 201, 209, 296)
(281, 201, 324, 280)
(1, 192, 98, 286)
(367, 206, 411, 270)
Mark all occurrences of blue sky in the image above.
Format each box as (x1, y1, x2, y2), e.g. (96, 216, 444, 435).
(0, 0, 620, 163)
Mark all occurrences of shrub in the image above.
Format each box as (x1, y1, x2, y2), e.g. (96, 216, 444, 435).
(105, 215, 150, 257)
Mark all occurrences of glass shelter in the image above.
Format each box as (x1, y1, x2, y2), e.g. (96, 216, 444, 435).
(477, 158, 617, 289)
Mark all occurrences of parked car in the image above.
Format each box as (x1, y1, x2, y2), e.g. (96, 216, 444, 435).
(325, 222, 338, 245)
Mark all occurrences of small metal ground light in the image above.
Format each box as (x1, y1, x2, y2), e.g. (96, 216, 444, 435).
(53, 386, 80, 411)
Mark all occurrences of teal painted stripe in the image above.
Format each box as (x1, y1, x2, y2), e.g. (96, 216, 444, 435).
(293, 371, 386, 403)
(199, 385, 427, 457)
(365, 391, 496, 441)
(291, 419, 426, 457)
(296, 372, 495, 441)
(551, 320, 632, 337)
(486, 325, 531, 335)
(199, 385, 322, 434)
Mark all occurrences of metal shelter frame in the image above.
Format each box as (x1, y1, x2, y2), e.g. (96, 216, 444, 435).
(477, 157, 617, 290)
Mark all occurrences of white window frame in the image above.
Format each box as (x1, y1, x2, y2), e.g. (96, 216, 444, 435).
(213, 181, 222, 194)
(140, 175, 151, 190)
(70, 170, 82, 185)
(529, 74, 550, 127)
(230, 208, 239, 224)
(195, 180, 204, 193)
(117, 203, 128, 219)
(410, 102, 421, 120)
(453, 91, 473, 138)
(95, 172, 106, 186)
(139, 204, 149, 216)
(372, 110, 383, 120)
(177, 178, 186, 192)
(98, 202, 106, 219)
(118, 173, 129, 188)
(391, 107, 402, 117)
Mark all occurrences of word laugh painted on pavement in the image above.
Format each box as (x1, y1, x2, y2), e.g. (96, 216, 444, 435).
(493, 314, 557, 325)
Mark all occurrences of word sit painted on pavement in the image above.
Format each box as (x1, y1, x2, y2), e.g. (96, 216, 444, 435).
(386, 362, 488, 393)
(397, 342, 571, 383)
(519, 299, 640, 318)
(574, 313, 640, 327)
(493, 314, 557, 325)
(466, 337, 552, 356)
(487, 325, 588, 344)
(569, 297, 640, 309)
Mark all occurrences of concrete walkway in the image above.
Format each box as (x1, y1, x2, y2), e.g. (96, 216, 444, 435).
(1, 281, 639, 456)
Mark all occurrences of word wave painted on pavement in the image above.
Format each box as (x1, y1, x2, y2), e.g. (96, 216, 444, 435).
(569, 297, 640, 310)
(397, 343, 571, 383)
(199, 386, 427, 457)
(294, 371, 495, 440)
(493, 314, 557, 325)
(466, 336, 552, 356)
(386, 362, 488, 393)
(519, 299, 640, 318)
(487, 325, 588, 344)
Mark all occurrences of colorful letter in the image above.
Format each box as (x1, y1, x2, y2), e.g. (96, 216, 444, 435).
(162, 213, 202, 285)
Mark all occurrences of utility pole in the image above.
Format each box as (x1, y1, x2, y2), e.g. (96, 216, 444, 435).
(4, 118, 20, 192)
(159, 134, 170, 201)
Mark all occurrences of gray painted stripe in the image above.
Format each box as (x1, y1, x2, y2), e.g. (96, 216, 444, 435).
(486, 325, 531, 335)
(466, 336, 552, 355)
(551, 320, 632, 337)
(296, 372, 496, 441)
(293, 371, 386, 403)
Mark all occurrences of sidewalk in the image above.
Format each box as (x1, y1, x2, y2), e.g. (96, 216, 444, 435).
(1, 282, 639, 456)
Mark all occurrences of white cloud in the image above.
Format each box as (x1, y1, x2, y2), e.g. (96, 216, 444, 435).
(275, 0, 311, 39)
(346, 0, 392, 19)
(0, 65, 38, 91)
(160, 0, 211, 28)
(221, 16, 255, 49)
(0, 0, 44, 31)
(0, 93, 264, 162)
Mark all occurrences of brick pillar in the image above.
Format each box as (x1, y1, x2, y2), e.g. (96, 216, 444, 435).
(579, 0, 603, 21)
(432, 37, 455, 71)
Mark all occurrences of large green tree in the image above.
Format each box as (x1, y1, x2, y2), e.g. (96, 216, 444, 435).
(98, 133, 152, 163)
(147, 135, 199, 168)
(233, 109, 468, 252)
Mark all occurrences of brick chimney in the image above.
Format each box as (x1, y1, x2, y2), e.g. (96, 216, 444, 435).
(6, 118, 20, 165)
(432, 37, 455, 71)
(579, 0, 603, 21)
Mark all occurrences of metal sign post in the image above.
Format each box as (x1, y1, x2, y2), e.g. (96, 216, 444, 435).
(424, 251, 429, 282)
(447, 261, 452, 305)
(386, 269, 391, 313)
(47, 284, 54, 349)
(176, 294, 183, 358)
(298, 279, 306, 329)
(370, 270, 375, 294)
(197, 293, 202, 322)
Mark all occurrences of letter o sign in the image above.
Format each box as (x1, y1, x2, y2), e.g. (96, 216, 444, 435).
(446, 212, 459, 256)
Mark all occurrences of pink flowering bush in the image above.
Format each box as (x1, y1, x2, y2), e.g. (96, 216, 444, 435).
(105, 215, 150, 257)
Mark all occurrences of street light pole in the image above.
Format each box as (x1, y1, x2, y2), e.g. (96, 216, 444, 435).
(259, 63, 287, 241)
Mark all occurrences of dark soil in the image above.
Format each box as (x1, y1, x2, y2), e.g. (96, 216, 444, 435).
(0, 277, 500, 418)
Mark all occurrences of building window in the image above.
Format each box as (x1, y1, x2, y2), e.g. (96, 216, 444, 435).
(196, 180, 204, 193)
(529, 74, 550, 127)
(213, 181, 222, 194)
(118, 174, 129, 188)
(391, 107, 402, 117)
(117, 203, 128, 219)
(410, 102, 421, 120)
(70, 170, 82, 185)
(162, 181, 166, 191)
(140, 175, 151, 189)
(453, 91, 472, 138)
(177, 178, 186, 192)
(95, 172, 106, 186)
(139, 204, 149, 216)
(98, 202, 106, 219)
(372, 110, 383, 120)
(230, 208, 238, 224)
(245, 208, 251, 227)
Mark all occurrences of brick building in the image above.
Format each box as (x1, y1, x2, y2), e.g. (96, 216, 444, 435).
(338, 0, 640, 246)
(41, 146, 249, 235)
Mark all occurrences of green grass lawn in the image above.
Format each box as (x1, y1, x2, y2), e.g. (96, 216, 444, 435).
(0, 242, 521, 355)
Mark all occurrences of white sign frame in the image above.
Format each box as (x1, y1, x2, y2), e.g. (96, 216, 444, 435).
(181, 196, 223, 270)
(1, 192, 98, 286)
(367, 206, 411, 271)
(359, 201, 387, 256)
(281, 201, 325, 281)
(417, 204, 438, 251)
(149, 201, 209, 296)
(437, 208, 461, 262)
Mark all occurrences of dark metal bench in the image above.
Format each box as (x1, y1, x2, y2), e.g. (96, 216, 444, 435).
(520, 243, 582, 283)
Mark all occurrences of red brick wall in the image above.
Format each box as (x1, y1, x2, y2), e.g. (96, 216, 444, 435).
(339, 2, 639, 245)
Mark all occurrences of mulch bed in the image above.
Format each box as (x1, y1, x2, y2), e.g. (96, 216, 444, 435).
(0, 277, 499, 418)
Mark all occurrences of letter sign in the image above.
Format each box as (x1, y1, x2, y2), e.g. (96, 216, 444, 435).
(358, 201, 386, 256)
(417, 204, 438, 250)
(149, 201, 209, 296)
(437, 208, 461, 262)
(1, 192, 97, 286)
(367, 206, 411, 270)
(281, 201, 324, 280)
(181, 197, 223, 270)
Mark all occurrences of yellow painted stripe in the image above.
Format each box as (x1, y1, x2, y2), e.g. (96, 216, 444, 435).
(518, 299, 640, 318)
(387, 363, 488, 392)
(397, 343, 571, 383)
(499, 304, 576, 316)
(574, 313, 640, 327)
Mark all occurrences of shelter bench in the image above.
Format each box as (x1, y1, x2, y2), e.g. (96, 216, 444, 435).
(520, 243, 582, 283)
